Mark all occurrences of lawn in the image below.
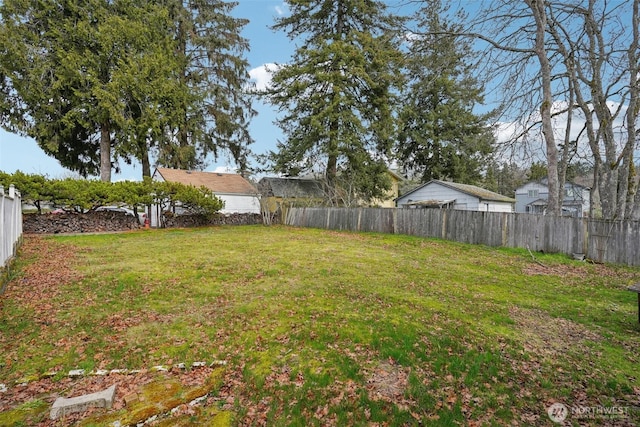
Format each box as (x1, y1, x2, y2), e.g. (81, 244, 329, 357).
(1, 225, 639, 426)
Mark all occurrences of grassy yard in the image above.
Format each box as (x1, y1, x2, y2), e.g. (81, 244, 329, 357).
(1, 225, 639, 426)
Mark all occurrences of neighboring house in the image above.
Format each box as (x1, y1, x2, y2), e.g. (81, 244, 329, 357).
(368, 170, 404, 208)
(396, 180, 515, 213)
(257, 177, 325, 213)
(151, 168, 260, 226)
(515, 180, 590, 217)
(259, 169, 403, 210)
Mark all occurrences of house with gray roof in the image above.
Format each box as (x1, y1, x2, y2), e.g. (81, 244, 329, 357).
(396, 180, 515, 213)
(515, 180, 590, 217)
(257, 177, 326, 213)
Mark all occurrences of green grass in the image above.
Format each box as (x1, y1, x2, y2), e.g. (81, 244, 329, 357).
(2, 225, 640, 426)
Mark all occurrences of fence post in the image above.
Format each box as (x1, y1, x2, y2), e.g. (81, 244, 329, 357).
(326, 208, 330, 229)
(501, 213, 508, 247)
(392, 208, 398, 234)
(582, 217, 589, 257)
(0, 186, 5, 268)
(441, 209, 447, 239)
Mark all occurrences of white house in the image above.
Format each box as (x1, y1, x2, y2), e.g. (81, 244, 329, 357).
(150, 168, 260, 226)
(515, 180, 590, 217)
(396, 180, 515, 213)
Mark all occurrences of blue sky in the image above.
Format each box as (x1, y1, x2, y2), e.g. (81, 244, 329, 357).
(0, 1, 296, 180)
(0, 0, 581, 181)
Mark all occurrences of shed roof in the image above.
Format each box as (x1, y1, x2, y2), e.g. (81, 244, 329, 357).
(401, 180, 515, 203)
(258, 177, 325, 198)
(154, 168, 257, 195)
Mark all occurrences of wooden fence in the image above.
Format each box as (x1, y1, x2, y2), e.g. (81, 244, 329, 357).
(285, 207, 640, 267)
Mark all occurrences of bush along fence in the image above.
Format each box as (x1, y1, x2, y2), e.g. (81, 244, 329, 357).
(285, 207, 640, 267)
(1, 185, 23, 292)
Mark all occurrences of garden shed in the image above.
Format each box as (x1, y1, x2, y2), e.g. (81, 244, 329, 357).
(396, 180, 515, 213)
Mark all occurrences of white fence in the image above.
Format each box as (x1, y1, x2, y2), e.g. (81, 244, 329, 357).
(1, 184, 23, 270)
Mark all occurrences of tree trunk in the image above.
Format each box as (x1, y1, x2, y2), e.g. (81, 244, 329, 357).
(625, 0, 640, 219)
(526, 0, 561, 216)
(100, 121, 111, 182)
(141, 142, 151, 178)
(324, 0, 344, 202)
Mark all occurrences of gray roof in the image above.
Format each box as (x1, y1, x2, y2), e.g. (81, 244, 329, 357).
(258, 177, 325, 198)
(525, 178, 590, 190)
(402, 180, 516, 203)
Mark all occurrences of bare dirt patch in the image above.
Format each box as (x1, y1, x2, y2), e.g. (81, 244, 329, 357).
(522, 260, 639, 285)
(508, 306, 601, 357)
(366, 360, 410, 404)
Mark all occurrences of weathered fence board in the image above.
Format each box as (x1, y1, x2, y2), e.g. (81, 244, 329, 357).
(588, 220, 640, 266)
(285, 207, 640, 267)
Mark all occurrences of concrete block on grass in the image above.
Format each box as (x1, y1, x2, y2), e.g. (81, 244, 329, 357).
(50, 384, 117, 420)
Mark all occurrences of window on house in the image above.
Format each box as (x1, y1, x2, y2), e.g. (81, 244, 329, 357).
(528, 189, 539, 198)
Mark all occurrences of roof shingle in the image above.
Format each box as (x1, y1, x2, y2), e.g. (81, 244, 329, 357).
(155, 168, 257, 195)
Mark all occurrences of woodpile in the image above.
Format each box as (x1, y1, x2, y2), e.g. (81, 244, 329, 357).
(23, 212, 140, 234)
(23, 211, 267, 234)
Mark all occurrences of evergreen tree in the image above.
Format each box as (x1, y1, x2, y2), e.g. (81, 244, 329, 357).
(263, 0, 404, 203)
(483, 161, 526, 197)
(0, 0, 253, 181)
(397, 3, 494, 184)
(0, 0, 176, 181)
(527, 161, 548, 181)
(154, 0, 255, 173)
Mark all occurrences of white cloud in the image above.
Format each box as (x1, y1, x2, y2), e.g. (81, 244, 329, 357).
(211, 165, 236, 174)
(274, 3, 288, 16)
(493, 99, 635, 166)
(402, 31, 422, 46)
(249, 63, 281, 92)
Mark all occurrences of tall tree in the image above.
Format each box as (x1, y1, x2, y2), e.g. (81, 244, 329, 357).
(0, 0, 174, 181)
(263, 0, 403, 204)
(448, 0, 639, 219)
(397, 3, 495, 184)
(154, 0, 255, 173)
(545, 0, 640, 219)
(482, 161, 527, 197)
(0, 0, 254, 181)
(523, 0, 561, 216)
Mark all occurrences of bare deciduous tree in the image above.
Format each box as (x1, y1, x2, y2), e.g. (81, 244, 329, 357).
(545, 0, 639, 219)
